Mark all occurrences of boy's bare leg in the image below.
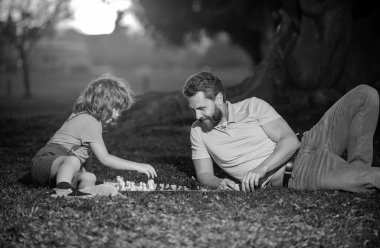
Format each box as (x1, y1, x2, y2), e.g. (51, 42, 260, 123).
(72, 172, 97, 190)
(50, 156, 81, 187)
(56, 156, 81, 185)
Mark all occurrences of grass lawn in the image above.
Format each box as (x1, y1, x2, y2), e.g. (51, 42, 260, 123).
(1, 92, 380, 248)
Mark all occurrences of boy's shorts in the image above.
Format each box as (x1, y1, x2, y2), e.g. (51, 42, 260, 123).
(31, 143, 71, 186)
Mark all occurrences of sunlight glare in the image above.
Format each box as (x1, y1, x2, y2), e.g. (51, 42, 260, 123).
(68, 0, 136, 35)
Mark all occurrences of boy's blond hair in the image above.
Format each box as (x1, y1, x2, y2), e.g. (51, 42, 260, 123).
(73, 74, 135, 122)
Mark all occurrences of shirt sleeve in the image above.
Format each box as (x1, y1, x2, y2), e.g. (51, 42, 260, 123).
(78, 115, 103, 144)
(250, 97, 282, 125)
(190, 126, 211, 160)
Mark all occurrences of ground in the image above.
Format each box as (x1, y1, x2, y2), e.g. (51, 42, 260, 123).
(0, 90, 380, 247)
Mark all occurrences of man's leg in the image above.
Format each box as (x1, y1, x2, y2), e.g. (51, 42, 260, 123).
(296, 146, 380, 193)
(309, 84, 378, 164)
(328, 85, 379, 166)
(291, 85, 379, 192)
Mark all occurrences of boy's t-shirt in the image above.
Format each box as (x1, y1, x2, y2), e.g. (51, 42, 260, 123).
(48, 113, 103, 163)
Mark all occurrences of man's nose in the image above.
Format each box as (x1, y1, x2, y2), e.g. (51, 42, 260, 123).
(195, 111, 202, 120)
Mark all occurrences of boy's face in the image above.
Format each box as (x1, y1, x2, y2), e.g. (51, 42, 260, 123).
(103, 109, 121, 130)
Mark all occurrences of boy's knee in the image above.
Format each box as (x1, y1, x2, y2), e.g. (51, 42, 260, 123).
(62, 156, 81, 169)
(78, 172, 97, 183)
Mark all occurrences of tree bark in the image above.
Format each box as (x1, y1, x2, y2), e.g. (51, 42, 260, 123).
(285, 0, 352, 90)
(227, 9, 294, 103)
(19, 46, 32, 98)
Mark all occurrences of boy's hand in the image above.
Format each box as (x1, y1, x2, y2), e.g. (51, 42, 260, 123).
(136, 163, 157, 178)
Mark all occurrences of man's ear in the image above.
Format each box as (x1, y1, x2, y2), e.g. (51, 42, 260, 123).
(215, 92, 223, 105)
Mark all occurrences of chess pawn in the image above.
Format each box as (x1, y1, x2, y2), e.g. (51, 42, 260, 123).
(136, 182, 143, 191)
(147, 179, 156, 191)
(116, 176, 123, 183)
(117, 181, 123, 191)
(159, 184, 165, 190)
(130, 182, 136, 191)
(142, 183, 148, 191)
(147, 179, 155, 190)
(125, 181, 131, 191)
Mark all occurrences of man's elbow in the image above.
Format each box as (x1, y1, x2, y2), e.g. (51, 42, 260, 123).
(292, 136, 301, 152)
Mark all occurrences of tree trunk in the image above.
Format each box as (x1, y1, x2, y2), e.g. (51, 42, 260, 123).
(227, 9, 294, 104)
(228, 0, 376, 109)
(285, 0, 352, 90)
(19, 46, 32, 98)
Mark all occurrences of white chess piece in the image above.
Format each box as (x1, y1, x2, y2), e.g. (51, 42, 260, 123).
(125, 181, 131, 191)
(148, 179, 156, 191)
(147, 179, 154, 190)
(130, 182, 136, 191)
(120, 180, 126, 191)
(159, 184, 164, 190)
(142, 183, 147, 191)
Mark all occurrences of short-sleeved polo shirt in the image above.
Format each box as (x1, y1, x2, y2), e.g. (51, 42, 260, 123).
(190, 97, 281, 180)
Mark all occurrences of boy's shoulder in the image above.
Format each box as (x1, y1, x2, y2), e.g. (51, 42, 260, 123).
(67, 112, 100, 125)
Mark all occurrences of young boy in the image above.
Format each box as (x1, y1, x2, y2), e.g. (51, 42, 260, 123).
(31, 74, 157, 197)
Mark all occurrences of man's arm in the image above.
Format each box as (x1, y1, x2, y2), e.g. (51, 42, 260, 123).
(242, 117, 300, 191)
(194, 158, 239, 190)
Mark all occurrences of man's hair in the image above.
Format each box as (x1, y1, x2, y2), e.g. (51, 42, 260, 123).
(183, 71, 226, 101)
(73, 73, 135, 122)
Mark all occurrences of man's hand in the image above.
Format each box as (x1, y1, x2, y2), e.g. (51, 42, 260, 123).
(241, 166, 267, 192)
(217, 178, 240, 191)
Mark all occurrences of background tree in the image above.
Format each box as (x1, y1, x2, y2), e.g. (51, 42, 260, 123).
(0, 0, 71, 98)
(134, 0, 380, 105)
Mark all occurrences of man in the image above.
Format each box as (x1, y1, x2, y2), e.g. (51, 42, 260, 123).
(183, 71, 380, 193)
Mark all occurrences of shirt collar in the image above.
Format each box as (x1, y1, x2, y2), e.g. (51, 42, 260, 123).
(226, 101, 236, 123)
(215, 101, 235, 130)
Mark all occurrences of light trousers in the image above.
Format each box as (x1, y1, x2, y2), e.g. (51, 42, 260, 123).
(289, 85, 380, 193)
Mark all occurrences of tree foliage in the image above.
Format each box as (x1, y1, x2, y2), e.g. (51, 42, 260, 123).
(135, 0, 380, 104)
(135, 0, 282, 64)
(0, 0, 71, 97)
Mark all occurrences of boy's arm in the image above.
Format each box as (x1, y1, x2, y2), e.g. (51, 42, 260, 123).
(194, 158, 239, 190)
(90, 142, 157, 178)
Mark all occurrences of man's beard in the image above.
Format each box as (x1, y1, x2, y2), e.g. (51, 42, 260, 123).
(199, 106, 223, 132)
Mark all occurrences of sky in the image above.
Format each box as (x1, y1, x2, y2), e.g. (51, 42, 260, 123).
(63, 0, 142, 35)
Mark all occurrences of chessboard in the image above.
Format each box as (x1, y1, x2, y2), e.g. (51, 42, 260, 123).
(103, 176, 210, 192)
